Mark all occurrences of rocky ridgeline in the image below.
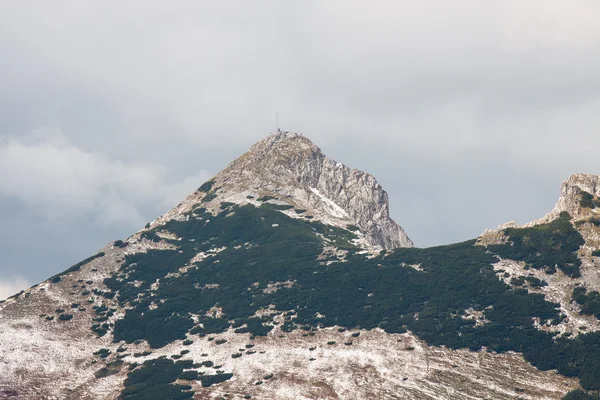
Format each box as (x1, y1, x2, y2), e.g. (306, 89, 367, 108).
(480, 173, 600, 242)
(534, 173, 600, 225)
(479, 173, 600, 336)
(154, 131, 412, 250)
(487, 173, 600, 230)
(3, 134, 600, 399)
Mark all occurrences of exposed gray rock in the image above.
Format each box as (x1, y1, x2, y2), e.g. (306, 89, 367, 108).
(480, 173, 600, 239)
(214, 131, 413, 249)
(478, 173, 600, 336)
(1, 136, 592, 400)
(533, 173, 600, 224)
(158, 131, 412, 250)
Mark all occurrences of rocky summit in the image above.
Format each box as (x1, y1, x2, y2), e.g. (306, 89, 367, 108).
(157, 131, 413, 250)
(1, 133, 600, 400)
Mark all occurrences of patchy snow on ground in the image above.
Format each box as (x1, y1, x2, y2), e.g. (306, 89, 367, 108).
(101, 326, 578, 400)
(493, 258, 600, 336)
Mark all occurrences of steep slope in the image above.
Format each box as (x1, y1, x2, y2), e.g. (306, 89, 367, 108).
(154, 131, 413, 250)
(1, 134, 599, 400)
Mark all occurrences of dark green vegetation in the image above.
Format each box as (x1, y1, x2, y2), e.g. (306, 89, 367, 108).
(573, 287, 600, 319)
(50, 252, 105, 281)
(260, 203, 294, 211)
(99, 203, 600, 390)
(119, 358, 194, 400)
(564, 390, 600, 400)
(580, 191, 600, 209)
(197, 180, 219, 204)
(490, 212, 584, 277)
(510, 276, 548, 288)
(114, 240, 128, 248)
(95, 360, 123, 378)
(256, 195, 276, 202)
(198, 179, 215, 193)
(93, 348, 111, 359)
(91, 304, 113, 337)
(178, 370, 198, 380)
(106, 204, 358, 347)
(201, 192, 217, 203)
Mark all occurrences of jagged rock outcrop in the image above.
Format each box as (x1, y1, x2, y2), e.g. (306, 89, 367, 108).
(480, 173, 600, 241)
(488, 172, 600, 245)
(478, 173, 600, 336)
(157, 131, 412, 250)
(534, 173, 600, 224)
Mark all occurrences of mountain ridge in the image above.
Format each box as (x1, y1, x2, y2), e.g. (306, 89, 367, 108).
(1, 133, 600, 400)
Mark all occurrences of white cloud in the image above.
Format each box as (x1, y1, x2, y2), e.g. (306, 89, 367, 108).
(0, 128, 212, 227)
(0, 277, 29, 301)
(2, 0, 599, 156)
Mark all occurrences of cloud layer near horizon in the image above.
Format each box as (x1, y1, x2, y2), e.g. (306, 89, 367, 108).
(0, 277, 30, 301)
(0, 128, 211, 226)
(1, 1, 600, 291)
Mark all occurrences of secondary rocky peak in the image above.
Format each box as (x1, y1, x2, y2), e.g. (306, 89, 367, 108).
(479, 173, 600, 244)
(557, 173, 600, 206)
(535, 173, 600, 224)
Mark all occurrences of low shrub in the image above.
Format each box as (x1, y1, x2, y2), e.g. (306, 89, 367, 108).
(198, 179, 215, 193)
(179, 370, 199, 380)
(93, 348, 111, 358)
(121, 358, 194, 399)
(563, 390, 600, 400)
(257, 195, 276, 202)
(199, 373, 233, 387)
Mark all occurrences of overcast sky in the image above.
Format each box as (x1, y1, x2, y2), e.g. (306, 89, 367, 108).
(1, 1, 600, 299)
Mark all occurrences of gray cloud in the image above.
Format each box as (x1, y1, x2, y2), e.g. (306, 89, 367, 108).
(1, 1, 600, 295)
(0, 277, 29, 301)
(0, 128, 212, 225)
(0, 127, 211, 292)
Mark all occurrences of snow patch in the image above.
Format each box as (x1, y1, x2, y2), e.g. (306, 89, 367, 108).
(308, 187, 349, 220)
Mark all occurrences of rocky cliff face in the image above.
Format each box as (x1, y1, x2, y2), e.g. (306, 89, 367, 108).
(481, 173, 600, 234)
(156, 131, 412, 250)
(536, 173, 600, 224)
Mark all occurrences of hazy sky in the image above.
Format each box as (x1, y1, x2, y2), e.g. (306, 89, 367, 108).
(1, 1, 600, 299)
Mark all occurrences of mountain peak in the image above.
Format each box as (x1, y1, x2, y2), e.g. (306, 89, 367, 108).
(560, 173, 600, 201)
(479, 172, 600, 243)
(534, 173, 600, 225)
(156, 131, 413, 250)
(251, 130, 317, 151)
